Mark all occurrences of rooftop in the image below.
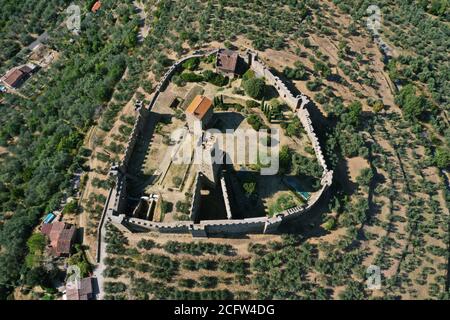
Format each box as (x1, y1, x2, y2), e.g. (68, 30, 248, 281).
(186, 95, 213, 121)
(41, 221, 76, 256)
(66, 278, 94, 300)
(216, 49, 239, 73)
(91, 1, 102, 13)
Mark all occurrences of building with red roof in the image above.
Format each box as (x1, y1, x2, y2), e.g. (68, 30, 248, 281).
(41, 221, 76, 256)
(91, 1, 102, 13)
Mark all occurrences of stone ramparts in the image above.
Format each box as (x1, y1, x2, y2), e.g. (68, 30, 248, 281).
(103, 48, 332, 237)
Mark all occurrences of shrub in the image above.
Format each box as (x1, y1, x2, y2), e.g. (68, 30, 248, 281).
(182, 57, 200, 71)
(137, 239, 156, 250)
(243, 78, 266, 99)
(246, 100, 259, 109)
(181, 72, 204, 82)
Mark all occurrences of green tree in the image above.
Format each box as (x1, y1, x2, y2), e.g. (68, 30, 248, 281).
(243, 78, 266, 100)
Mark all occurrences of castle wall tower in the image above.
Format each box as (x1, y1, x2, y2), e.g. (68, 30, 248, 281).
(200, 135, 223, 187)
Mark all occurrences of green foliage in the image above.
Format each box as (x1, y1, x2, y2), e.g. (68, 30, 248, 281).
(27, 233, 46, 254)
(242, 70, 255, 81)
(161, 200, 173, 214)
(67, 246, 93, 278)
(243, 78, 266, 100)
(283, 63, 308, 80)
(243, 182, 257, 196)
(434, 148, 450, 169)
(285, 117, 303, 137)
(269, 194, 297, 216)
(62, 200, 78, 215)
(202, 70, 229, 86)
(104, 282, 127, 294)
(246, 100, 259, 109)
(395, 85, 430, 121)
(181, 72, 204, 82)
(247, 114, 266, 131)
(182, 57, 200, 71)
(356, 168, 374, 187)
(163, 240, 235, 256)
(137, 239, 156, 250)
(175, 201, 190, 214)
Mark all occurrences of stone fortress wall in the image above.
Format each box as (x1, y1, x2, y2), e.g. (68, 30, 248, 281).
(99, 49, 333, 239)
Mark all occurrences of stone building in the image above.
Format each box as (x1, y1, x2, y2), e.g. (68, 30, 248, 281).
(216, 49, 239, 78)
(199, 134, 223, 187)
(185, 95, 213, 131)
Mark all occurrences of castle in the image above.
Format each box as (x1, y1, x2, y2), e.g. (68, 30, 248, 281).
(96, 48, 333, 256)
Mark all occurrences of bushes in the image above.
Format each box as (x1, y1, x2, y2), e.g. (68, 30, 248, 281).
(161, 200, 173, 214)
(137, 239, 156, 250)
(103, 266, 124, 279)
(246, 100, 259, 109)
(175, 201, 190, 214)
(202, 70, 229, 87)
(182, 57, 200, 71)
(243, 78, 266, 100)
(104, 282, 127, 294)
(199, 276, 218, 289)
(163, 240, 235, 256)
(269, 194, 297, 216)
(218, 260, 248, 275)
(178, 279, 196, 288)
(143, 254, 179, 281)
(181, 72, 204, 82)
(247, 114, 266, 131)
(283, 62, 308, 80)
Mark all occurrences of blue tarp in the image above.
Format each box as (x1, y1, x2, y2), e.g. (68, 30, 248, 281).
(43, 213, 55, 224)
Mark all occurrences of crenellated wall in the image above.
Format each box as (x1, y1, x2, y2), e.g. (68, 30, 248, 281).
(189, 172, 203, 222)
(101, 48, 333, 238)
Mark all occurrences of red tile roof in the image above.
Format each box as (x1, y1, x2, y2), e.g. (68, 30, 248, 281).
(91, 1, 102, 13)
(186, 95, 213, 120)
(41, 221, 76, 256)
(2, 69, 26, 88)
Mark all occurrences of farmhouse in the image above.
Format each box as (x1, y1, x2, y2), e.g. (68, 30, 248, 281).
(65, 277, 94, 300)
(41, 221, 76, 256)
(185, 95, 213, 130)
(0, 65, 35, 90)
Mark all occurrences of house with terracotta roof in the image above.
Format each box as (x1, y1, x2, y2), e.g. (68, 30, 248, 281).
(65, 277, 94, 300)
(216, 49, 239, 78)
(91, 1, 102, 13)
(0, 65, 35, 90)
(185, 95, 213, 131)
(41, 221, 76, 257)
